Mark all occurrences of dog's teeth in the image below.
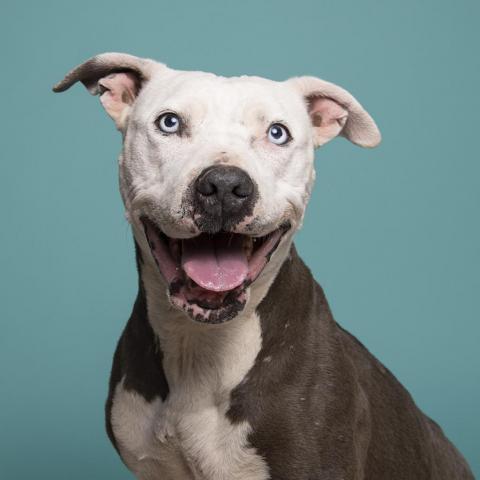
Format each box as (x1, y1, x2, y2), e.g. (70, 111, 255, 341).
(243, 236, 254, 260)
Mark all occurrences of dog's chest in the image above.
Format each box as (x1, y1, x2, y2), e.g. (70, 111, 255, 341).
(110, 313, 269, 480)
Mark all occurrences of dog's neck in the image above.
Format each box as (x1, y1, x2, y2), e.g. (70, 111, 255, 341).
(135, 235, 294, 394)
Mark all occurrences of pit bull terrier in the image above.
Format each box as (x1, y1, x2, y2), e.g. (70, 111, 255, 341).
(53, 53, 474, 480)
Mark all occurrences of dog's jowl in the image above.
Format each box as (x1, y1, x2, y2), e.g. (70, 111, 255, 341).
(54, 53, 474, 479)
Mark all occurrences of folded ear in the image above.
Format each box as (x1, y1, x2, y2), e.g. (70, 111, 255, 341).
(52, 52, 161, 131)
(287, 76, 381, 148)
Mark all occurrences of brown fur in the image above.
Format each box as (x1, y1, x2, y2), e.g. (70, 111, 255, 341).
(105, 245, 474, 479)
(227, 246, 474, 479)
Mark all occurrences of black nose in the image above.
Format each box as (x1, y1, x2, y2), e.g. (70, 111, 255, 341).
(195, 166, 255, 216)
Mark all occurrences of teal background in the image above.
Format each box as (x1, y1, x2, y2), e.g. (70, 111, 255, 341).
(1, 0, 478, 478)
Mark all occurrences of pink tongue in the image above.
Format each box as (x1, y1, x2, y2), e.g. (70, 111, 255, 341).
(182, 234, 248, 292)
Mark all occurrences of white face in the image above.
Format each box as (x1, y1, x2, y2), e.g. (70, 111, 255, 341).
(121, 69, 315, 239)
(54, 53, 380, 323)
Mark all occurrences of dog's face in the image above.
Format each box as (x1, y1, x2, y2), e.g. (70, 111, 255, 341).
(54, 53, 380, 324)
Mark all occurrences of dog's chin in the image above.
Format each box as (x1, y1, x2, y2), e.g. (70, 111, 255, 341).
(141, 217, 291, 324)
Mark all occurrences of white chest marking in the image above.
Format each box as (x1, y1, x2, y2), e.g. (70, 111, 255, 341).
(110, 306, 270, 480)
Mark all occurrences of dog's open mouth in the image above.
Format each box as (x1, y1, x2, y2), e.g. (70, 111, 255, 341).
(142, 218, 290, 323)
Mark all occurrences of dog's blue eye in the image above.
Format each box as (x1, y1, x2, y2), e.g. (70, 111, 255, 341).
(157, 112, 181, 133)
(267, 123, 291, 145)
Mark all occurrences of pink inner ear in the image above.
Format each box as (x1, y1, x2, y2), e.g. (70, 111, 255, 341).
(307, 96, 349, 145)
(97, 72, 139, 126)
(308, 96, 348, 128)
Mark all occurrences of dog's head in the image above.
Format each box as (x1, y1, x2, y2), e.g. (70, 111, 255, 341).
(54, 52, 380, 324)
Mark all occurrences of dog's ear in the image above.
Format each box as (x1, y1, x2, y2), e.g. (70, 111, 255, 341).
(53, 52, 162, 131)
(287, 76, 381, 148)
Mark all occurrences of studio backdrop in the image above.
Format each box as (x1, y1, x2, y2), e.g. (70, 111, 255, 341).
(1, 0, 478, 478)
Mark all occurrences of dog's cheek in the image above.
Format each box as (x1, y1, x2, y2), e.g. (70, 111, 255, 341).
(256, 146, 315, 227)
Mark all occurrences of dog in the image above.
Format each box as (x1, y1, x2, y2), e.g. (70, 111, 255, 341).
(53, 53, 474, 480)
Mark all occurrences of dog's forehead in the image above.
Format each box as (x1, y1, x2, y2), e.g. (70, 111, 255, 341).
(138, 68, 306, 121)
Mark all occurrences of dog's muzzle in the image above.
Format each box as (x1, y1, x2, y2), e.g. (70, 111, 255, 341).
(193, 166, 257, 233)
(140, 166, 291, 324)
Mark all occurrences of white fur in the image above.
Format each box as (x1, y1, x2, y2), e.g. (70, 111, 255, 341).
(110, 255, 271, 480)
(54, 53, 380, 247)
(119, 69, 318, 243)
